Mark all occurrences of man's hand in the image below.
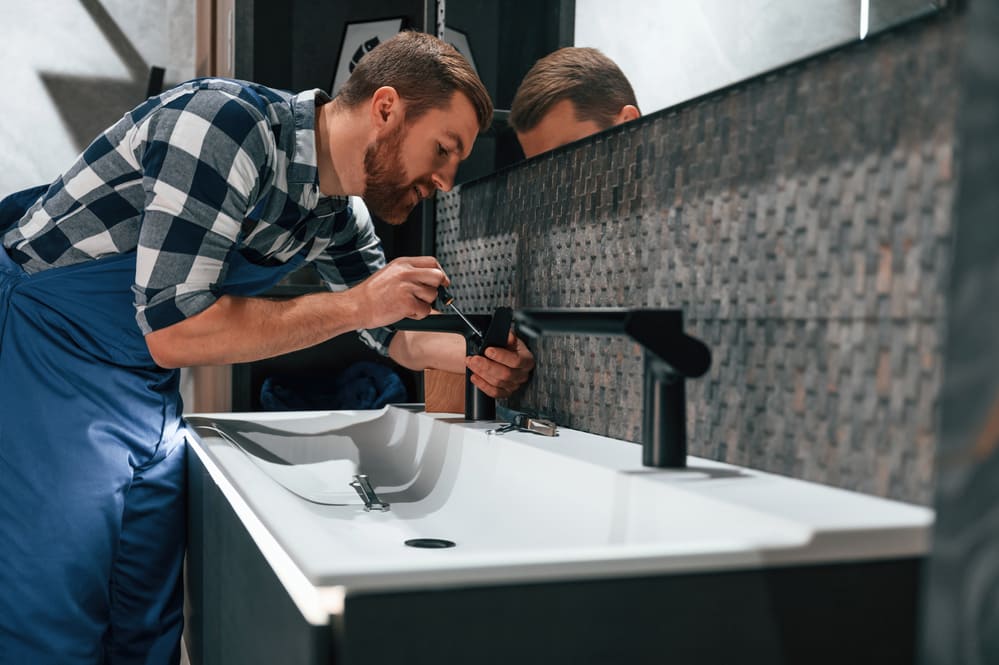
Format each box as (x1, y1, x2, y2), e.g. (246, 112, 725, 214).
(466, 331, 535, 399)
(351, 256, 449, 329)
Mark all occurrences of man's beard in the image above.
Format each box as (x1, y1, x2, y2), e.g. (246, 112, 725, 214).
(362, 124, 420, 225)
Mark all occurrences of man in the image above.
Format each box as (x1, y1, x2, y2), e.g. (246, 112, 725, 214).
(510, 47, 641, 158)
(0, 31, 532, 664)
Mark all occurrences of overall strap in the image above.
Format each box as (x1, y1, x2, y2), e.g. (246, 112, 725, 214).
(0, 185, 49, 235)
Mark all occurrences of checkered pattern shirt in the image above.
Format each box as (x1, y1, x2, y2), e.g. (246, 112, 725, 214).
(2, 78, 393, 353)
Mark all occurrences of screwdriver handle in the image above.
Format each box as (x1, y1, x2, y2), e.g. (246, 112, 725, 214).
(437, 285, 455, 307)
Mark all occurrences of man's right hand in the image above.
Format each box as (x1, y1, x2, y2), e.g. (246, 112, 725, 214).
(351, 256, 449, 329)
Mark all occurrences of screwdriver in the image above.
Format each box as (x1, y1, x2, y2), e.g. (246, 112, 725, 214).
(437, 286, 484, 339)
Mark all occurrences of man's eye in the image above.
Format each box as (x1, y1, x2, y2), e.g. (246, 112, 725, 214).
(438, 144, 449, 157)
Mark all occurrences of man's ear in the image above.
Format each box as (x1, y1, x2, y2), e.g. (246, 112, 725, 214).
(370, 86, 404, 132)
(614, 104, 640, 125)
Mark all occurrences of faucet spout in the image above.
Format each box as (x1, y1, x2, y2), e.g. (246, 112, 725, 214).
(512, 308, 711, 469)
(392, 307, 513, 420)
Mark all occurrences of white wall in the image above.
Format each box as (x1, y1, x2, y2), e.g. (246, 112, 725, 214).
(0, 0, 196, 194)
(574, 0, 860, 115)
(1, 0, 196, 407)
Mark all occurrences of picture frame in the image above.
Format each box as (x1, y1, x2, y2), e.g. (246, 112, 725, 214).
(330, 17, 407, 95)
(444, 25, 477, 75)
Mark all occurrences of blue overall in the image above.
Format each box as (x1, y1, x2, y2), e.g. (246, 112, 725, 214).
(0, 186, 307, 664)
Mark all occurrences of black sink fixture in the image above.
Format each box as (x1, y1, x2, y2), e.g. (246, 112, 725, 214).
(513, 309, 711, 468)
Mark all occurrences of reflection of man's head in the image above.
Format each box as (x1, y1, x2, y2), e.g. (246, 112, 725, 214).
(511, 47, 640, 158)
(334, 31, 494, 222)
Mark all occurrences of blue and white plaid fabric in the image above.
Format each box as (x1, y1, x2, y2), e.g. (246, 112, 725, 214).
(2, 78, 393, 352)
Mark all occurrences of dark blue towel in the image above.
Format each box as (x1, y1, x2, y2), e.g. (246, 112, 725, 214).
(260, 361, 407, 411)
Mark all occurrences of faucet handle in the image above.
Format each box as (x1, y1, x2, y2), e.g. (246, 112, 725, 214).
(487, 412, 559, 437)
(624, 312, 711, 378)
(521, 416, 558, 436)
(474, 306, 513, 355)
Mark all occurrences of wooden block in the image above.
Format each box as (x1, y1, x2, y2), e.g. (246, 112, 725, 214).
(192, 365, 232, 413)
(424, 368, 465, 414)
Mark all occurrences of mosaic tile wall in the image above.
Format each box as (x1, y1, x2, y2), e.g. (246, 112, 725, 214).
(437, 10, 964, 504)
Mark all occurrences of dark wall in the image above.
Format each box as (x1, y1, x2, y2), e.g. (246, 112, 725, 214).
(436, 8, 965, 504)
(234, 0, 292, 89)
(494, 0, 571, 109)
(448, 0, 574, 184)
(919, 0, 999, 661)
(290, 0, 431, 92)
(444, 0, 500, 105)
(234, 0, 429, 92)
(446, 0, 502, 185)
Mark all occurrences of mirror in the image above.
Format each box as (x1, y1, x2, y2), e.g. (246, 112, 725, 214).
(444, 0, 946, 184)
(573, 0, 945, 117)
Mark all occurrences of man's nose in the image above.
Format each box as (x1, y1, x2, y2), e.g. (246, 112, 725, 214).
(431, 168, 455, 193)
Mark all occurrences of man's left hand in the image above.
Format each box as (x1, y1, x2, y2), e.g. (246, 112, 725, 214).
(466, 332, 535, 399)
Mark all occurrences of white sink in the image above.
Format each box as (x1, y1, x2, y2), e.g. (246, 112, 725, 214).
(185, 405, 934, 664)
(186, 405, 932, 604)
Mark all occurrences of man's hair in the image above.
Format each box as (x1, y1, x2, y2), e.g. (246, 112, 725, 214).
(509, 47, 638, 133)
(335, 30, 492, 132)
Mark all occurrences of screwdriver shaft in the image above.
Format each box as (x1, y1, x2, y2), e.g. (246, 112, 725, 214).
(438, 285, 483, 339)
(449, 303, 483, 339)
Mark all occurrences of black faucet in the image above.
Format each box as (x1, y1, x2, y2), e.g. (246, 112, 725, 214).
(392, 307, 514, 420)
(512, 309, 711, 468)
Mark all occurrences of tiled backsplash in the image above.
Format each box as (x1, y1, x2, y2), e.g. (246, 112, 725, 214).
(437, 10, 963, 504)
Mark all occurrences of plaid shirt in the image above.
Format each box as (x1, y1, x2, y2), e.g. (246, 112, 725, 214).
(2, 78, 393, 352)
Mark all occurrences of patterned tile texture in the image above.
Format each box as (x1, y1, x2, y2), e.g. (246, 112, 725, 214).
(437, 11, 964, 504)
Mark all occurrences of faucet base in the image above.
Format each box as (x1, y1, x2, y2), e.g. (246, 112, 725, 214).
(465, 369, 496, 420)
(643, 354, 687, 468)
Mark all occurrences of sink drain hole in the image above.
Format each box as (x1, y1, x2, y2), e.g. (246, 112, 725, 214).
(405, 538, 456, 549)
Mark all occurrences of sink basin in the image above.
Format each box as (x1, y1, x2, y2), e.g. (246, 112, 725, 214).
(188, 406, 817, 584)
(185, 405, 933, 665)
